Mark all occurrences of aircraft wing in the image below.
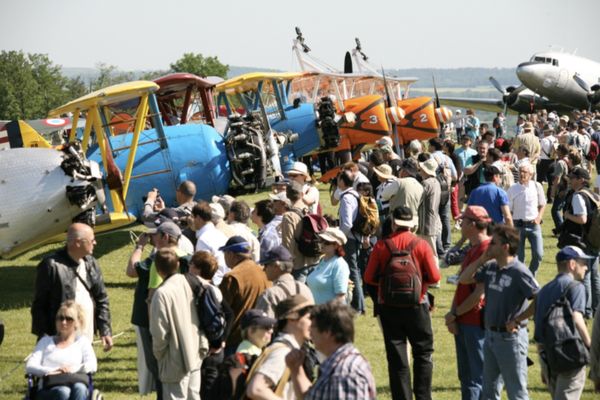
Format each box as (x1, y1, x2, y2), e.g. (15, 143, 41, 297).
(216, 72, 313, 94)
(439, 97, 504, 113)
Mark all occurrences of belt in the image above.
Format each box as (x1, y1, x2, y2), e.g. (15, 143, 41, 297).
(515, 219, 536, 226)
(488, 326, 508, 332)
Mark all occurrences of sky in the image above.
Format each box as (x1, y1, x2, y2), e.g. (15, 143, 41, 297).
(1, 0, 598, 72)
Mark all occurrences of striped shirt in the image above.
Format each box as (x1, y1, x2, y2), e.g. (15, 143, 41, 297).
(305, 343, 376, 400)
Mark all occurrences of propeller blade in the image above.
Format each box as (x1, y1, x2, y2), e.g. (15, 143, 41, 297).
(432, 75, 441, 108)
(344, 52, 353, 74)
(573, 74, 591, 93)
(489, 76, 507, 95)
(505, 85, 527, 109)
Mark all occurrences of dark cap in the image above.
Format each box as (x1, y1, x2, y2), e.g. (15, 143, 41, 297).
(218, 235, 251, 253)
(568, 167, 590, 181)
(154, 208, 180, 226)
(240, 309, 276, 330)
(147, 221, 182, 239)
(274, 295, 314, 320)
(259, 245, 292, 265)
(556, 245, 594, 262)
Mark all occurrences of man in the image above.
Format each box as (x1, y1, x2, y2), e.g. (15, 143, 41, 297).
(444, 206, 491, 400)
(559, 167, 600, 319)
(459, 224, 539, 400)
(380, 158, 423, 227)
(507, 162, 546, 275)
(467, 165, 513, 226)
(210, 202, 236, 239)
(538, 124, 557, 186)
(381, 144, 403, 177)
(454, 109, 465, 140)
(252, 199, 282, 261)
(31, 222, 112, 351)
(285, 302, 377, 399)
(417, 156, 442, 267)
(150, 248, 207, 400)
(337, 170, 365, 313)
(143, 181, 197, 223)
(255, 245, 314, 319)
(127, 220, 190, 399)
(515, 114, 526, 136)
(270, 190, 291, 217)
(493, 112, 505, 138)
(592, 306, 600, 393)
(513, 122, 541, 168)
(281, 181, 321, 282)
(364, 206, 440, 400)
(533, 246, 591, 400)
(227, 201, 261, 262)
(287, 161, 319, 214)
(463, 141, 488, 197)
(246, 295, 314, 400)
(219, 236, 270, 352)
(330, 161, 370, 206)
(464, 109, 480, 142)
(192, 202, 228, 285)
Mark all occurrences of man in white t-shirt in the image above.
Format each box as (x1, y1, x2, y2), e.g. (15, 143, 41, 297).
(192, 202, 229, 285)
(330, 161, 369, 206)
(287, 161, 320, 214)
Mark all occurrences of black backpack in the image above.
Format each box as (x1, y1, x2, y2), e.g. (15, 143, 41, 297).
(292, 209, 329, 257)
(541, 281, 590, 373)
(183, 273, 229, 348)
(378, 238, 422, 307)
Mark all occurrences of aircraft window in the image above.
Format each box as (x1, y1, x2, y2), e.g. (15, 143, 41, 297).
(534, 56, 545, 63)
(552, 59, 559, 66)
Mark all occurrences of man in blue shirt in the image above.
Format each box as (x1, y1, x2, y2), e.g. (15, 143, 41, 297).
(459, 224, 539, 400)
(467, 165, 513, 226)
(533, 246, 591, 400)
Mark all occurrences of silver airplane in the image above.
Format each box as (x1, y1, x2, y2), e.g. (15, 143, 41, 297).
(440, 51, 600, 115)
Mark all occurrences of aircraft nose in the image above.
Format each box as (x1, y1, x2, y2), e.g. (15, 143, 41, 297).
(516, 62, 539, 85)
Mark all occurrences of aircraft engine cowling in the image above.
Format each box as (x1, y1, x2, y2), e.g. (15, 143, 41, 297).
(224, 114, 267, 193)
(386, 106, 406, 124)
(435, 107, 453, 124)
(316, 96, 340, 149)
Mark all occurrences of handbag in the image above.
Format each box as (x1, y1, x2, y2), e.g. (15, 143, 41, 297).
(43, 373, 88, 389)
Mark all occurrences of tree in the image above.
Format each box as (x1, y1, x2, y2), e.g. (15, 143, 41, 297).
(170, 52, 229, 78)
(89, 63, 134, 91)
(0, 51, 73, 120)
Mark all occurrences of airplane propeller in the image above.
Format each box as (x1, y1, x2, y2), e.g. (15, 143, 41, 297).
(489, 76, 526, 115)
(573, 73, 600, 112)
(295, 27, 311, 53)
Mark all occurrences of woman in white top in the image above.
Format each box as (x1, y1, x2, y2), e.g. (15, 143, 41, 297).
(26, 300, 97, 400)
(287, 161, 320, 214)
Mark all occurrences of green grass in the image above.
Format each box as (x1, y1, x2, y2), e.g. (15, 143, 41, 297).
(0, 185, 597, 399)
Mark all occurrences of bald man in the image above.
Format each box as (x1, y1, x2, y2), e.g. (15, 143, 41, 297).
(31, 223, 113, 351)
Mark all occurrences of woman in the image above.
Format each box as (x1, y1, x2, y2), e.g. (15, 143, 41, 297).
(26, 301, 97, 400)
(306, 227, 350, 304)
(287, 161, 320, 214)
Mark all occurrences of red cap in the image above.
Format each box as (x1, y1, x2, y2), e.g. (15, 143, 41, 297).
(460, 206, 491, 223)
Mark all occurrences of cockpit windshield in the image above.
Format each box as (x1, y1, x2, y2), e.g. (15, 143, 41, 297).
(531, 56, 559, 67)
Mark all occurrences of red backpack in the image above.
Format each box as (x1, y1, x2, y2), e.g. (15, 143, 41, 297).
(379, 238, 422, 307)
(292, 210, 329, 257)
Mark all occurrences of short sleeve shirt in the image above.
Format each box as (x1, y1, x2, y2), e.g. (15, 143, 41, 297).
(256, 333, 299, 399)
(475, 259, 539, 329)
(533, 273, 586, 342)
(467, 183, 509, 223)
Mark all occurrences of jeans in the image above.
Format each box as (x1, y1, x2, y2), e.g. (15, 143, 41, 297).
(551, 195, 565, 232)
(482, 328, 529, 400)
(344, 238, 365, 313)
(379, 304, 433, 400)
(583, 255, 600, 318)
(455, 323, 485, 400)
(37, 383, 88, 400)
(437, 198, 452, 255)
(516, 222, 544, 276)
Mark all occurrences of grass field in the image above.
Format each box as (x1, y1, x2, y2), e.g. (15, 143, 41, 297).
(0, 184, 598, 399)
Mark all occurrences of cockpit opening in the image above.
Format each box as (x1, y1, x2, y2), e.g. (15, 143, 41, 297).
(531, 56, 559, 67)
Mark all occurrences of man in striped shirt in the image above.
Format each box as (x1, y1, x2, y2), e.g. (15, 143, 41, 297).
(285, 302, 376, 400)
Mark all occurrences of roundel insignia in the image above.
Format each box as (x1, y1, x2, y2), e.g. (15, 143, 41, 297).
(44, 118, 67, 127)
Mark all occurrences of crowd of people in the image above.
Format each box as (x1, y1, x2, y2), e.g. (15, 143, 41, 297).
(25, 107, 600, 400)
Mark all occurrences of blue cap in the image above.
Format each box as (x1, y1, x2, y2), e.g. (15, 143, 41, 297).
(556, 246, 594, 262)
(259, 245, 292, 264)
(219, 236, 251, 253)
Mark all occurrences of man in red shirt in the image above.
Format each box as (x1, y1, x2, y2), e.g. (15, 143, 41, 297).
(364, 206, 440, 400)
(444, 205, 491, 400)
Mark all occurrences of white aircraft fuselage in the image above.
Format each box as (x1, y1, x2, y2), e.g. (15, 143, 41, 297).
(516, 51, 600, 111)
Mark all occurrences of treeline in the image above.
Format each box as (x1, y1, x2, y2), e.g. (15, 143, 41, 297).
(0, 51, 229, 120)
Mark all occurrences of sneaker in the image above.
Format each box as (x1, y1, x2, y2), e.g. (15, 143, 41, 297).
(446, 274, 460, 285)
(454, 221, 461, 231)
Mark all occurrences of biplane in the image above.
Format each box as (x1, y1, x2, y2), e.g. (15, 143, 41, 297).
(0, 117, 85, 149)
(48, 80, 231, 222)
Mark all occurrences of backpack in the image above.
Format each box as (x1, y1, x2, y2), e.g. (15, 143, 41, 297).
(378, 238, 422, 307)
(587, 140, 599, 161)
(183, 273, 228, 347)
(577, 189, 600, 251)
(343, 192, 380, 236)
(292, 209, 329, 257)
(433, 155, 452, 206)
(541, 281, 590, 373)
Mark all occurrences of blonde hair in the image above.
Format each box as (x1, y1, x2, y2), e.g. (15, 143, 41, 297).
(56, 300, 85, 332)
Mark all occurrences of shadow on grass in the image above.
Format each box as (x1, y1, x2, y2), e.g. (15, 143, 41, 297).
(105, 281, 136, 289)
(0, 266, 36, 310)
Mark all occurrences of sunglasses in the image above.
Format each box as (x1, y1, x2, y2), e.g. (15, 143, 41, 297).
(56, 315, 75, 323)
